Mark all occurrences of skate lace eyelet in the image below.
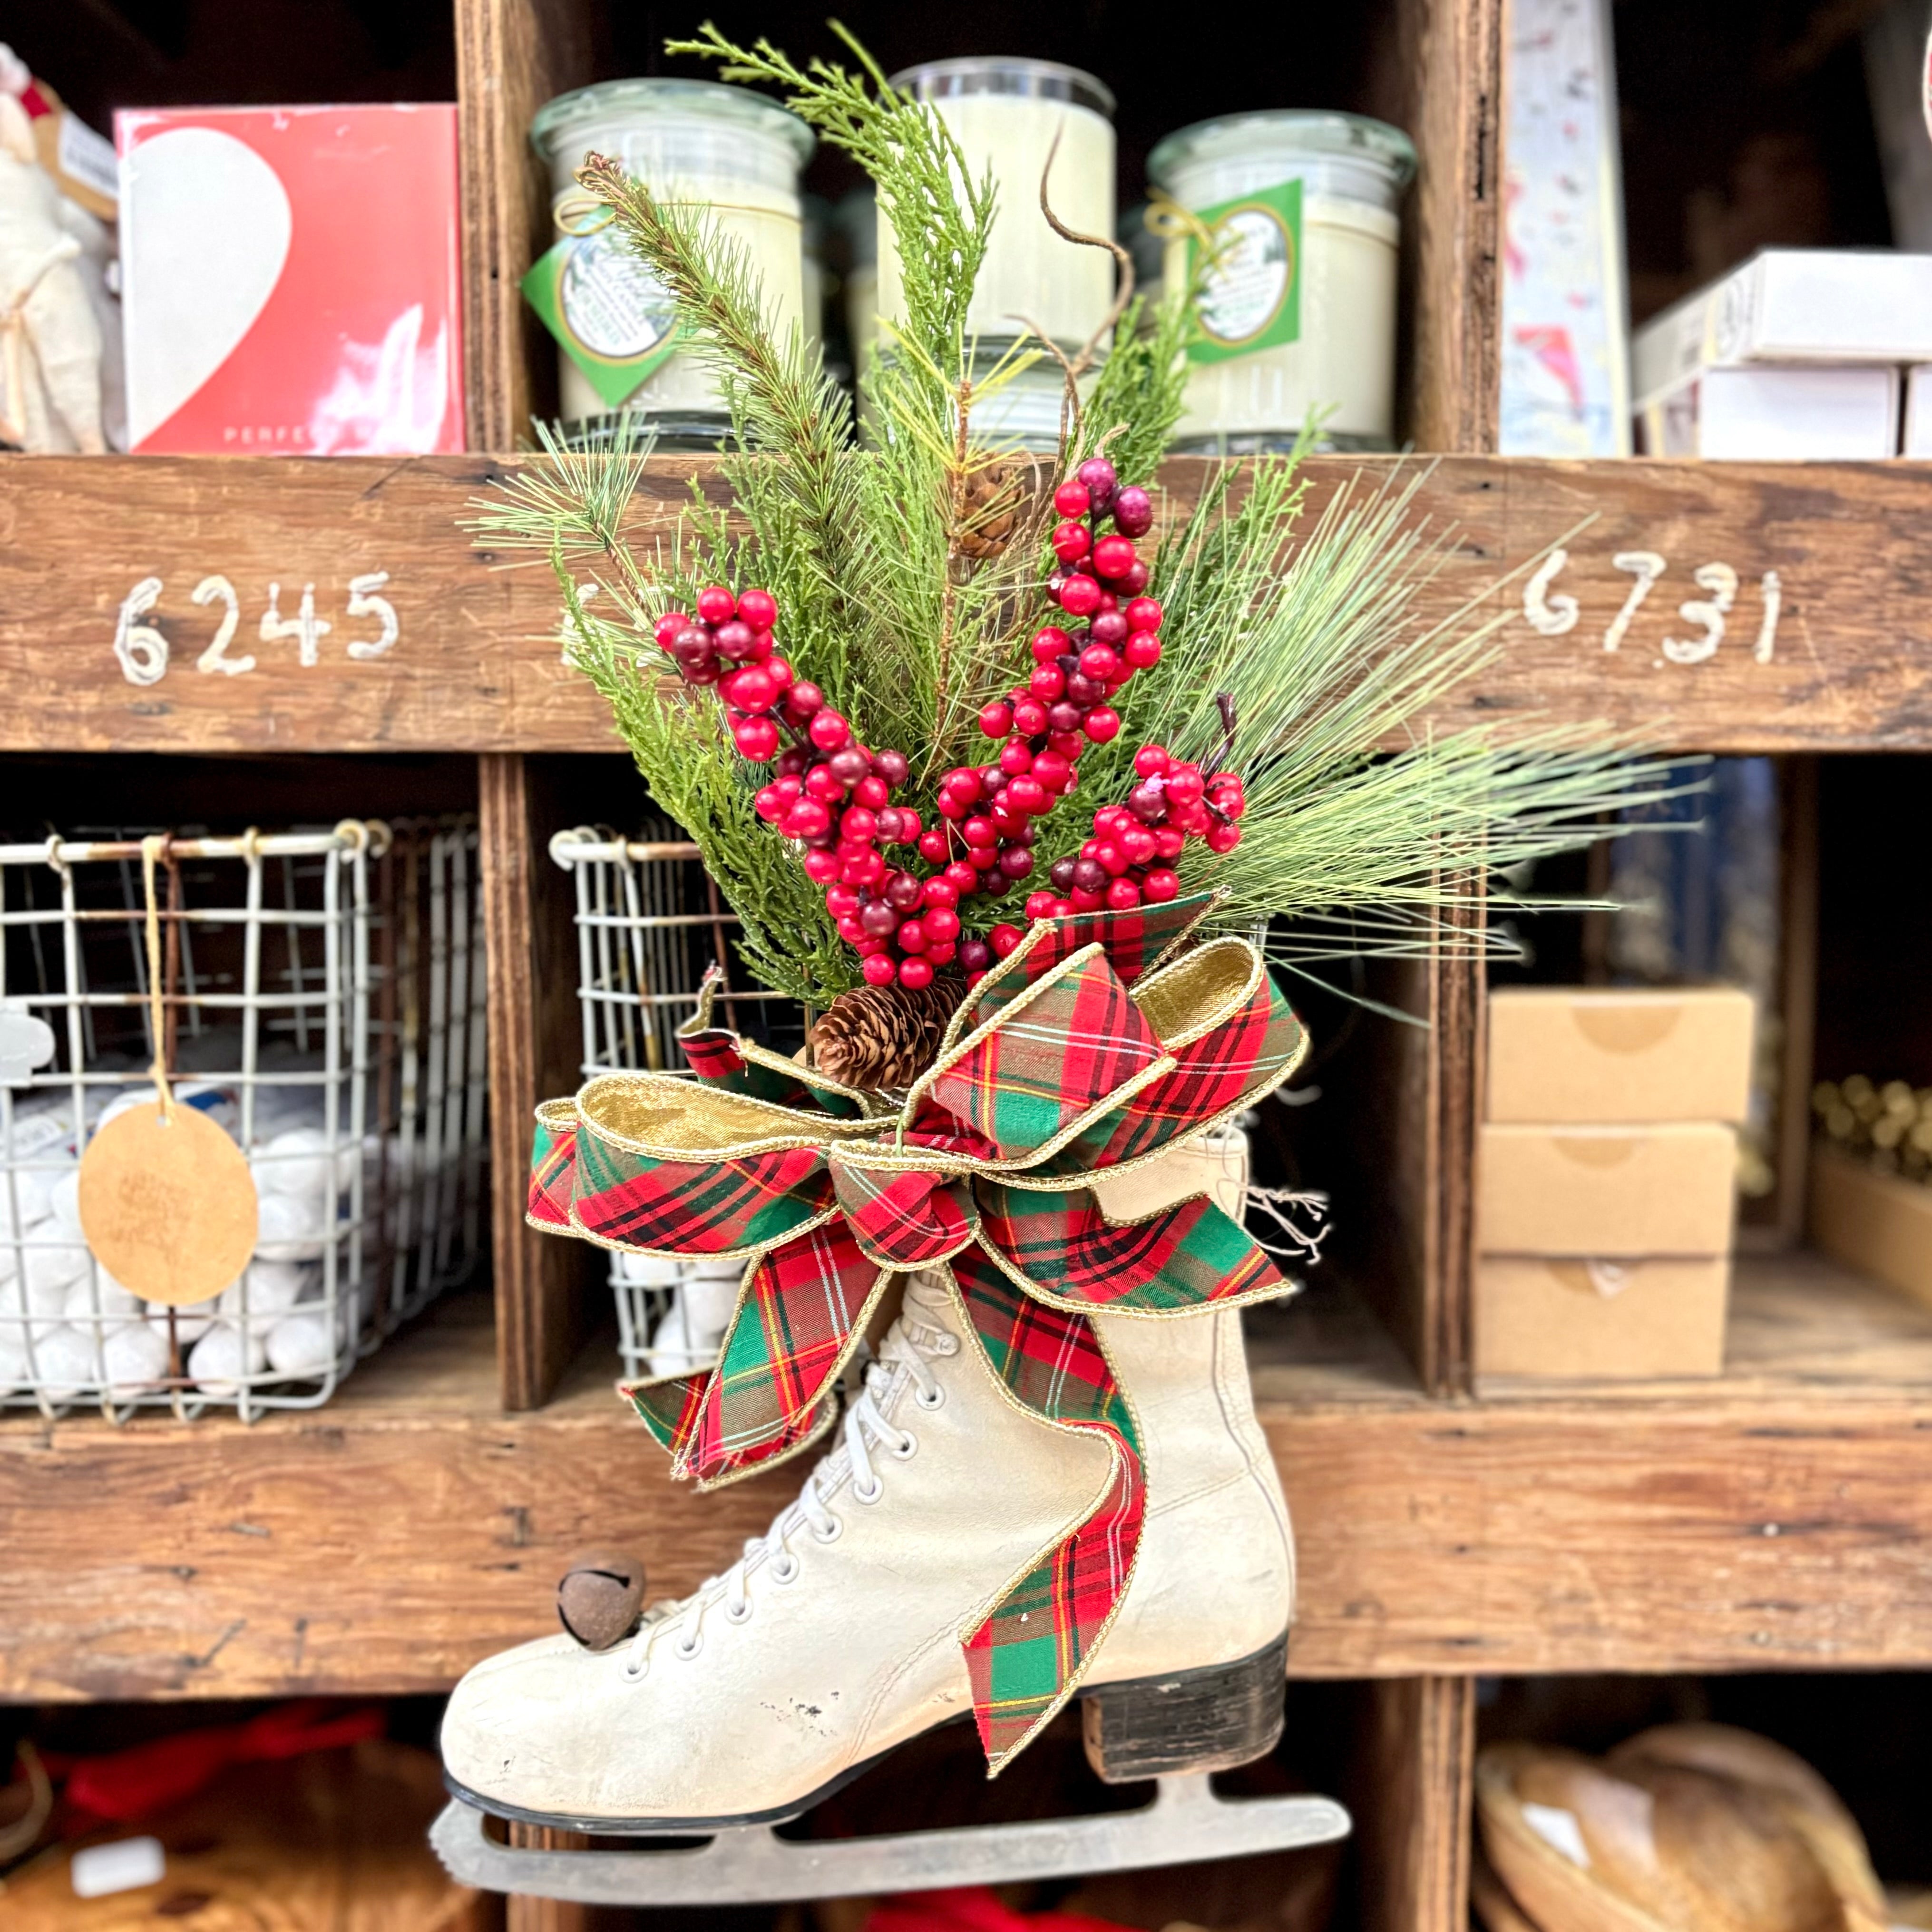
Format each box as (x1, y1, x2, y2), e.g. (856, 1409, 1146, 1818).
(724, 1600, 752, 1625)
(771, 1552, 801, 1584)
(621, 1654, 647, 1681)
(674, 1630, 703, 1660)
(914, 1385, 945, 1411)
(853, 1474, 884, 1504)
(889, 1430, 917, 1460)
(810, 1514, 843, 1545)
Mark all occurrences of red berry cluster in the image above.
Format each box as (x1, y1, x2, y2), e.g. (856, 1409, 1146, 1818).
(932, 456, 1166, 976)
(649, 461, 1248, 999)
(1019, 746, 1246, 921)
(651, 584, 946, 991)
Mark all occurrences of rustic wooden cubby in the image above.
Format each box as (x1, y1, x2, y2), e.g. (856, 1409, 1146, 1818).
(2, 1, 1930, 1928)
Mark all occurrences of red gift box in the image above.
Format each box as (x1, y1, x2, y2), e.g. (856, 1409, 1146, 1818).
(117, 103, 464, 454)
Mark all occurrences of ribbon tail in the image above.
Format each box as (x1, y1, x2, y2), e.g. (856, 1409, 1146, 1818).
(946, 1245, 1145, 1774)
(648, 1219, 892, 1486)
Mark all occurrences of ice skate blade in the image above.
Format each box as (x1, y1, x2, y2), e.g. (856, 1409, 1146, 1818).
(431, 1775, 1351, 1905)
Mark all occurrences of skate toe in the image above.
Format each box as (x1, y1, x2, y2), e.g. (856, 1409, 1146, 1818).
(442, 1633, 624, 1821)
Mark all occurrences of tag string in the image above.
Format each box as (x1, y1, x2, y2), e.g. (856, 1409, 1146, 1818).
(140, 834, 175, 1124)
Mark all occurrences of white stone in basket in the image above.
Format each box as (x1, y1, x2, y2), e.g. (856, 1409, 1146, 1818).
(28, 1324, 95, 1401)
(254, 1191, 328, 1262)
(252, 1126, 355, 1201)
(103, 1320, 169, 1396)
(611, 1251, 683, 1288)
(680, 1273, 739, 1335)
(265, 1304, 351, 1377)
(10, 1239, 84, 1311)
(188, 1321, 268, 1396)
(62, 1274, 143, 1326)
(49, 1169, 81, 1229)
(223, 1259, 314, 1319)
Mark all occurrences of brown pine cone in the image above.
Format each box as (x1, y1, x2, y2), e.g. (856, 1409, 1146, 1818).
(809, 978, 964, 1092)
(953, 461, 1021, 563)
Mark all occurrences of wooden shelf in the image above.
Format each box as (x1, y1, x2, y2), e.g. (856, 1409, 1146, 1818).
(5, 1252, 1927, 1706)
(3, 453, 1929, 757)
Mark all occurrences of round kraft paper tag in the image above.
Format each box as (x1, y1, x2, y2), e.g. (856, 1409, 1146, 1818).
(76, 1103, 260, 1306)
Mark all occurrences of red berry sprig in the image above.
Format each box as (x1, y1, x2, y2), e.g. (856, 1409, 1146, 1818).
(651, 584, 946, 991)
(1020, 693, 1248, 924)
(650, 462, 1244, 998)
(937, 456, 1165, 980)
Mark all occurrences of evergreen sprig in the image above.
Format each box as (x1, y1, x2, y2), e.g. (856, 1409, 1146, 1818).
(471, 24, 1688, 1009)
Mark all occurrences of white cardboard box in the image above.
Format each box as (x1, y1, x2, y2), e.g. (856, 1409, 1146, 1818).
(1905, 364, 1932, 458)
(1632, 249, 1932, 402)
(1636, 364, 1900, 459)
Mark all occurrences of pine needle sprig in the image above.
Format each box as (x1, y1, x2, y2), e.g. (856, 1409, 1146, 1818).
(665, 23, 995, 387)
(465, 412, 658, 561)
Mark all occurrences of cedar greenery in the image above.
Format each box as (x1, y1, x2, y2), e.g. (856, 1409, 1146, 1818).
(472, 23, 1686, 1009)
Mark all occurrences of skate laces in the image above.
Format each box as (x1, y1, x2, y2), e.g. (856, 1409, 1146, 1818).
(621, 1304, 957, 1679)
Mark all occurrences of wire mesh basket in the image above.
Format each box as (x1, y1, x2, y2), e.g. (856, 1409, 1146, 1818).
(550, 824, 803, 1381)
(0, 815, 487, 1422)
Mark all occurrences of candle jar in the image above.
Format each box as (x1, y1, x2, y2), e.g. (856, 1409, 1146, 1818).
(529, 79, 813, 443)
(1149, 111, 1415, 451)
(876, 59, 1116, 354)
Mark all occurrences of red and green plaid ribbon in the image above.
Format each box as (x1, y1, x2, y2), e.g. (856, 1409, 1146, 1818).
(527, 892, 1308, 1771)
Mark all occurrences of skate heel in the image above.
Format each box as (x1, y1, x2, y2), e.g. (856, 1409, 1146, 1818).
(1080, 1632, 1288, 1784)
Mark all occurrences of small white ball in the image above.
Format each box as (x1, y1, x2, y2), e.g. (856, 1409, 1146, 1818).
(254, 1192, 328, 1262)
(49, 1170, 82, 1230)
(226, 1260, 313, 1319)
(679, 1274, 739, 1338)
(265, 1308, 345, 1378)
(253, 1126, 354, 1202)
(27, 1324, 97, 1402)
(160, 1297, 221, 1343)
(103, 1320, 169, 1396)
(5, 1168, 58, 1227)
(188, 1322, 268, 1398)
(20, 1239, 86, 1309)
(62, 1273, 143, 1327)
(612, 1251, 684, 1288)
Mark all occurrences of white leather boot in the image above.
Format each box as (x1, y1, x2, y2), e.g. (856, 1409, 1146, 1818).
(440, 1264, 1293, 1831)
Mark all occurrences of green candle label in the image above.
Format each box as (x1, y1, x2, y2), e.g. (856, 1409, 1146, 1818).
(524, 230, 683, 409)
(1186, 179, 1303, 365)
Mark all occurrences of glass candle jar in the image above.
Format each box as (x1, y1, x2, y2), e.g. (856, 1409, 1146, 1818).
(1148, 111, 1415, 450)
(877, 59, 1116, 353)
(530, 79, 813, 440)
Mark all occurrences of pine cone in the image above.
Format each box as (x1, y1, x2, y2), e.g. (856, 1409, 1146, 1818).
(953, 462, 1021, 564)
(809, 978, 963, 1092)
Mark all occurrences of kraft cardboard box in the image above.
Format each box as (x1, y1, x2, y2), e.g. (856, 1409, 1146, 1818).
(1810, 1143, 1932, 1311)
(1474, 1255, 1731, 1379)
(1486, 987, 1754, 1124)
(1477, 1122, 1739, 1255)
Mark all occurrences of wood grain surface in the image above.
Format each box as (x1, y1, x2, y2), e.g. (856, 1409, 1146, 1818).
(454, 0, 595, 449)
(3, 455, 1930, 754)
(4, 1254, 1930, 1703)
(1355, 1678, 1476, 1932)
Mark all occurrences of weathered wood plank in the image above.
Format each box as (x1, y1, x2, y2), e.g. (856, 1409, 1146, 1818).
(455, 0, 595, 448)
(1, 455, 1929, 755)
(1354, 1678, 1475, 1932)
(4, 1259, 1931, 1702)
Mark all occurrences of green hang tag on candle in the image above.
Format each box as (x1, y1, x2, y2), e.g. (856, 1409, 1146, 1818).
(522, 230, 684, 408)
(1185, 178, 1303, 365)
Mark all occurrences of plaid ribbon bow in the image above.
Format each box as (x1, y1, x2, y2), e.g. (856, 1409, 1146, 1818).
(527, 892, 1308, 1770)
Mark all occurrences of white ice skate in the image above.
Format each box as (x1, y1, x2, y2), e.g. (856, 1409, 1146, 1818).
(434, 1254, 1347, 1902)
